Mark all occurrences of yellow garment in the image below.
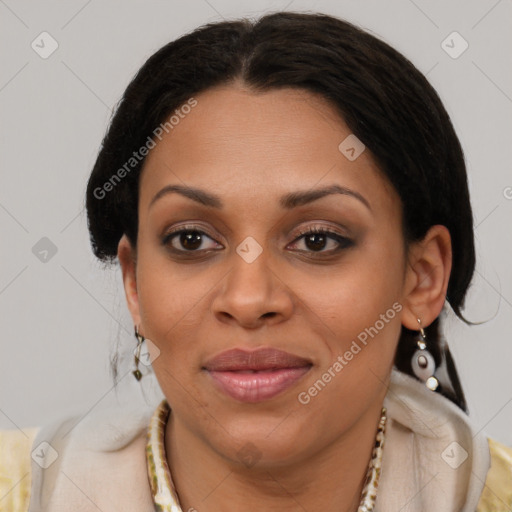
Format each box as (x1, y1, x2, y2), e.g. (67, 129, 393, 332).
(476, 437, 512, 511)
(0, 427, 510, 512)
(0, 427, 39, 512)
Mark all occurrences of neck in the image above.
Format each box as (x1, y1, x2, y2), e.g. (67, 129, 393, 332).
(165, 399, 386, 512)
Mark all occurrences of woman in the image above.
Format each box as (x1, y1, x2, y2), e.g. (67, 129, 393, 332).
(2, 10, 511, 512)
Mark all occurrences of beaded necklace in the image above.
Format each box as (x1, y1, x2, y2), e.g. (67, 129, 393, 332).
(146, 399, 387, 512)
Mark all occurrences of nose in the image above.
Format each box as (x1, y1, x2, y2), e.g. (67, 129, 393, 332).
(211, 246, 294, 329)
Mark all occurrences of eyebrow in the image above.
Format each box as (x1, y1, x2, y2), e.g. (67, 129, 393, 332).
(149, 183, 371, 211)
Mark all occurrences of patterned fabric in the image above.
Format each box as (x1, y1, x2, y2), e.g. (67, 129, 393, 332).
(145, 399, 387, 512)
(359, 409, 387, 511)
(145, 400, 181, 512)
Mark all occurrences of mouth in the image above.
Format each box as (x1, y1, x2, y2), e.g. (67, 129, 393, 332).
(203, 347, 312, 403)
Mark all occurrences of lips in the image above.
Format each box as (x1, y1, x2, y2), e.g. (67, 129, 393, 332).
(203, 347, 312, 402)
(203, 347, 312, 371)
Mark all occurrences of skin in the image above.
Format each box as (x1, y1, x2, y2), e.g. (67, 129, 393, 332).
(118, 82, 452, 512)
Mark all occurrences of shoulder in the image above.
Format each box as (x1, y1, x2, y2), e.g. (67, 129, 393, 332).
(0, 427, 40, 512)
(477, 437, 512, 511)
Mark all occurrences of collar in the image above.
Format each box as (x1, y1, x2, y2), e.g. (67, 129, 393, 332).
(377, 370, 490, 511)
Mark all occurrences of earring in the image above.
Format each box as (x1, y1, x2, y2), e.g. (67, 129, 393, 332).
(411, 318, 439, 391)
(133, 326, 144, 381)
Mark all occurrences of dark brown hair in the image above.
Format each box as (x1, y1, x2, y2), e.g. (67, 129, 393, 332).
(86, 11, 475, 411)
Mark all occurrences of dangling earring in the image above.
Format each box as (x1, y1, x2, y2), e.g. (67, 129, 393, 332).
(133, 326, 144, 381)
(411, 318, 439, 391)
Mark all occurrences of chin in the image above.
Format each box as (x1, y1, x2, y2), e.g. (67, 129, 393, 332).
(208, 412, 311, 467)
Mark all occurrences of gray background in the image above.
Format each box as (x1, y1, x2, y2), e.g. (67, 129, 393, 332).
(1, 0, 511, 445)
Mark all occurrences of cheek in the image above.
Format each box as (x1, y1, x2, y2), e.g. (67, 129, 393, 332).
(135, 232, 205, 322)
(300, 234, 404, 345)
(297, 277, 402, 428)
(295, 233, 405, 407)
(135, 250, 206, 371)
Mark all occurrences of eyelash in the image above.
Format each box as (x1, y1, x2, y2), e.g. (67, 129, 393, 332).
(161, 224, 353, 257)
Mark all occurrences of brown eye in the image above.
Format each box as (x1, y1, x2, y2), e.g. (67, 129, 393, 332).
(290, 227, 353, 254)
(162, 226, 221, 253)
(176, 231, 203, 251)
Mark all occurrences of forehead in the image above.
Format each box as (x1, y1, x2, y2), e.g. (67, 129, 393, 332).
(139, 84, 400, 218)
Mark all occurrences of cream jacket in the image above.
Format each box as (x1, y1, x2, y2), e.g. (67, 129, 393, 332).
(1, 369, 511, 511)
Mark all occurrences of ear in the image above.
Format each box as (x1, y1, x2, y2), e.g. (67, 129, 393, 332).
(117, 234, 141, 328)
(401, 225, 452, 330)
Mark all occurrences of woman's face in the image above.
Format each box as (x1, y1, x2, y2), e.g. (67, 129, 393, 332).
(120, 84, 434, 465)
